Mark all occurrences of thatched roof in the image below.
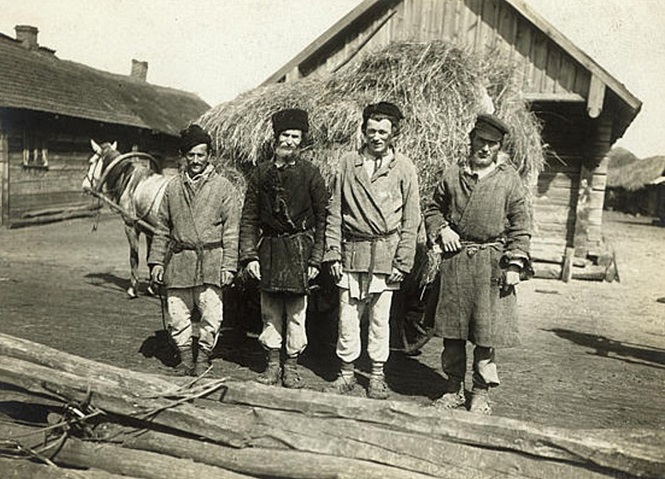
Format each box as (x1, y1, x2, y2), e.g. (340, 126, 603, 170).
(199, 40, 545, 196)
(0, 32, 209, 136)
(607, 156, 665, 191)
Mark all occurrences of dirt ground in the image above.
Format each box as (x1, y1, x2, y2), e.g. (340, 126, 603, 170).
(0, 209, 663, 431)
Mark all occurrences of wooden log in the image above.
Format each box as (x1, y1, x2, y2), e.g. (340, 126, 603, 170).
(532, 262, 562, 279)
(0, 457, 141, 479)
(0, 424, 254, 479)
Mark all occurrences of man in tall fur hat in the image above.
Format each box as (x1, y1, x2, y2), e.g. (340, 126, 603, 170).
(239, 108, 328, 388)
(423, 113, 532, 414)
(149, 124, 240, 376)
(324, 101, 420, 399)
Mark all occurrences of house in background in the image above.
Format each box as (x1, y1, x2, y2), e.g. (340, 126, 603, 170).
(606, 155, 665, 225)
(0, 25, 210, 227)
(264, 0, 642, 281)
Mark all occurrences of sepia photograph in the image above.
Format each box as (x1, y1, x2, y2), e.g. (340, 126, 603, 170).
(0, 1, 663, 477)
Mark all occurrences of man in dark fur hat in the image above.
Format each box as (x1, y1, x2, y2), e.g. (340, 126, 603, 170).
(149, 124, 240, 376)
(423, 113, 532, 414)
(239, 108, 328, 388)
(324, 101, 420, 399)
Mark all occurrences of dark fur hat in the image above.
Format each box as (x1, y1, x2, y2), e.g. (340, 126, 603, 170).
(179, 124, 212, 154)
(271, 108, 309, 134)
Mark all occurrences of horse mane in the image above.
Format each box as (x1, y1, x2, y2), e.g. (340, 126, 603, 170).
(99, 144, 159, 202)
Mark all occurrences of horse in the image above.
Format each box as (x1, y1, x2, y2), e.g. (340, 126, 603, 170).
(82, 139, 171, 298)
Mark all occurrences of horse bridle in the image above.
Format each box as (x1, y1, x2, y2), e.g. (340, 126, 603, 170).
(87, 151, 158, 194)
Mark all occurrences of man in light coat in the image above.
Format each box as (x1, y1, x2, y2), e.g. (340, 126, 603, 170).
(324, 101, 420, 399)
(149, 124, 239, 376)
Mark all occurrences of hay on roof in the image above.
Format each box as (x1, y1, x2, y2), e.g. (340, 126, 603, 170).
(199, 40, 545, 195)
(607, 156, 665, 191)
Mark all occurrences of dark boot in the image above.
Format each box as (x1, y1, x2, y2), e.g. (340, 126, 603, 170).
(282, 356, 304, 389)
(256, 349, 281, 385)
(195, 347, 213, 376)
(176, 346, 196, 377)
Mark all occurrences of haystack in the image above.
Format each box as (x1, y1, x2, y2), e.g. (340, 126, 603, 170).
(199, 40, 545, 196)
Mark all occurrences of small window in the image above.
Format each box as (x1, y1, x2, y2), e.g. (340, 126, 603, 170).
(22, 130, 49, 169)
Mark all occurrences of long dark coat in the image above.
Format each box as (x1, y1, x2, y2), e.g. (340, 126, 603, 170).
(239, 157, 328, 294)
(423, 161, 531, 348)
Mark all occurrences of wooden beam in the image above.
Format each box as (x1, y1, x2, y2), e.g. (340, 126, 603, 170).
(587, 74, 606, 118)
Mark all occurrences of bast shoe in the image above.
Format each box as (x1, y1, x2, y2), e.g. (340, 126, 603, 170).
(324, 374, 357, 395)
(431, 382, 466, 410)
(255, 362, 282, 386)
(282, 363, 305, 389)
(469, 387, 492, 415)
(367, 375, 390, 400)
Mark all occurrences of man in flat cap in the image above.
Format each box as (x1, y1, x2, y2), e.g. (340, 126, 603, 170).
(149, 124, 240, 376)
(239, 108, 328, 388)
(423, 113, 532, 414)
(324, 101, 420, 399)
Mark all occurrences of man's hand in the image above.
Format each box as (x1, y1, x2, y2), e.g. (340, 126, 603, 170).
(329, 260, 343, 282)
(387, 267, 405, 284)
(220, 270, 235, 287)
(150, 265, 164, 285)
(439, 226, 461, 253)
(503, 265, 521, 292)
(307, 266, 320, 281)
(246, 260, 261, 281)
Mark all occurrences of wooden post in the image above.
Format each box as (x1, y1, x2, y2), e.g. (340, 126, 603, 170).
(0, 115, 8, 227)
(561, 246, 574, 282)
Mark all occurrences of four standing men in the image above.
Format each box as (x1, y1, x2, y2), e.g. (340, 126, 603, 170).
(323, 102, 420, 399)
(239, 108, 328, 388)
(149, 124, 240, 376)
(423, 113, 531, 414)
(150, 108, 530, 412)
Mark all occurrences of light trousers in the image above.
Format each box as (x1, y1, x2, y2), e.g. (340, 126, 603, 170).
(167, 285, 223, 353)
(259, 291, 308, 357)
(336, 288, 393, 363)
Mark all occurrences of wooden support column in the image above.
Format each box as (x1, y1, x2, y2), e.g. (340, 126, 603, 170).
(0, 113, 9, 227)
(573, 116, 612, 258)
(586, 74, 606, 118)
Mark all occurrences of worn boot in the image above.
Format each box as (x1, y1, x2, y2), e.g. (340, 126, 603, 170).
(325, 361, 356, 395)
(431, 380, 466, 410)
(367, 362, 389, 400)
(256, 349, 281, 385)
(282, 356, 305, 389)
(194, 347, 213, 376)
(469, 386, 492, 415)
(176, 346, 196, 377)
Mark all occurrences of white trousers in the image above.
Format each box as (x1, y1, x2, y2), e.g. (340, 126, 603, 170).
(167, 285, 223, 353)
(259, 291, 308, 357)
(336, 288, 393, 363)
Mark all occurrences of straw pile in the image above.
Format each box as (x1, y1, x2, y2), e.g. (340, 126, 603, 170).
(199, 40, 545, 196)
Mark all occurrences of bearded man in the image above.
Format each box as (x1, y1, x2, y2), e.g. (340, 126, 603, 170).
(423, 113, 532, 414)
(239, 108, 328, 388)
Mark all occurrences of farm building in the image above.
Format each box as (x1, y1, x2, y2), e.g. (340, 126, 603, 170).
(263, 0, 642, 281)
(0, 25, 209, 228)
(606, 155, 665, 225)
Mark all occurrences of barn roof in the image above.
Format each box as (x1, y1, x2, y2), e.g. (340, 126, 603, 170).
(0, 30, 209, 137)
(263, 0, 641, 141)
(608, 156, 665, 191)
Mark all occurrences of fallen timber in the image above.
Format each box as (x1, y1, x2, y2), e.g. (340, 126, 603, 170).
(0, 332, 663, 478)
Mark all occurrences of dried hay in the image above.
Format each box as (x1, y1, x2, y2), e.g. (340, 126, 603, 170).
(199, 40, 545, 195)
(607, 155, 665, 191)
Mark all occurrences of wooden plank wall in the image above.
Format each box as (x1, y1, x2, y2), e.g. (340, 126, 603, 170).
(305, 0, 591, 101)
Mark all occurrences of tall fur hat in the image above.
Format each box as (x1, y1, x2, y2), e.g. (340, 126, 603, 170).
(271, 108, 309, 134)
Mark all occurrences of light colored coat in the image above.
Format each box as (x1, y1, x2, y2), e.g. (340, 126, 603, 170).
(149, 168, 240, 289)
(324, 148, 420, 275)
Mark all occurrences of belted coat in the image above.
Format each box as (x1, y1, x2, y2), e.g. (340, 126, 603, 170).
(148, 167, 240, 289)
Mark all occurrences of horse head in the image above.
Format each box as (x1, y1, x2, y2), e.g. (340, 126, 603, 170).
(82, 139, 118, 192)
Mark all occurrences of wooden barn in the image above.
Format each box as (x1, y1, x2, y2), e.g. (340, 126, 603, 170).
(263, 0, 642, 281)
(0, 25, 210, 228)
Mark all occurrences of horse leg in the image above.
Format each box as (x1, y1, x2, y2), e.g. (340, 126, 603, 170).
(125, 225, 140, 299)
(145, 233, 157, 296)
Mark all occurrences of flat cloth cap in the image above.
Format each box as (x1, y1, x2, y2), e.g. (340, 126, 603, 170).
(272, 108, 309, 134)
(473, 113, 510, 141)
(362, 101, 404, 122)
(179, 124, 212, 153)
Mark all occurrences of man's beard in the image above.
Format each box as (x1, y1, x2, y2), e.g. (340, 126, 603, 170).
(275, 144, 299, 159)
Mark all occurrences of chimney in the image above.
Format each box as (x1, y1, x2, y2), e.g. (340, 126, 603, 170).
(15, 25, 39, 50)
(130, 59, 148, 81)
